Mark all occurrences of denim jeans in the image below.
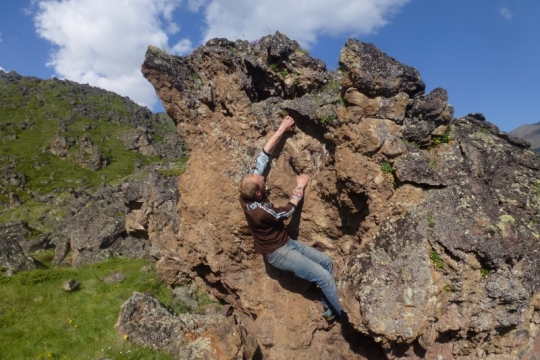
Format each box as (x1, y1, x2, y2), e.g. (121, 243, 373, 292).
(266, 239, 343, 315)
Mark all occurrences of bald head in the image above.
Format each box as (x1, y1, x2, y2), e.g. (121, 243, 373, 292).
(239, 174, 265, 200)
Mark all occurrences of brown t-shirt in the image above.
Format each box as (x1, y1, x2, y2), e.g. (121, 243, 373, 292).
(239, 192, 296, 255)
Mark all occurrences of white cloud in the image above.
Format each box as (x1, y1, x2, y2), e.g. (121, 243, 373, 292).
(498, 7, 514, 20)
(32, 0, 410, 111)
(34, 0, 188, 109)
(200, 0, 410, 47)
(0, 66, 4, 72)
(171, 38, 193, 54)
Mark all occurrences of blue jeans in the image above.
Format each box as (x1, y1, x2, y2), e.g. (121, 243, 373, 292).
(266, 239, 343, 315)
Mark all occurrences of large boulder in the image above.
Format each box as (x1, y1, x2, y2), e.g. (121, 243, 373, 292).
(0, 221, 36, 275)
(339, 39, 425, 98)
(141, 33, 540, 359)
(115, 292, 258, 359)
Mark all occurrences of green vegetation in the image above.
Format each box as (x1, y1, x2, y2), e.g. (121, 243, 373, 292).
(0, 257, 175, 360)
(427, 213, 436, 228)
(191, 72, 200, 80)
(533, 181, 540, 197)
(481, 127, 490, 134)
(158, 156, 189, 177)
(0, 78, 172, 197)
(443, 284, 457, 292)
(268, 63, 287, 77)
(430, 250, 444, 269)
(322, 80, 340, 92)
(429, 127, 452, 148)
(0, 76, 182, 233)
(380, 162, 398, 189)
(321, 114, 337, 125)
(480, 268, 489, 279)
(381, 162, 393, 174)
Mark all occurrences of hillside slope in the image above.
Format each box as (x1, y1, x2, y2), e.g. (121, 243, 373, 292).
(0, 70, 188, 272)
(510, 122, 540, 151)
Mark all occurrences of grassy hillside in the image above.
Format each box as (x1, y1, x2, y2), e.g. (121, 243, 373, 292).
(0, 71, 185, 233)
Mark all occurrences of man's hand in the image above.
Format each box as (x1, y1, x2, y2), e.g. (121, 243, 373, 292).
(277, 115, 295, 134)
(264, 115, 296, 154)
(296, 174, 310, 189)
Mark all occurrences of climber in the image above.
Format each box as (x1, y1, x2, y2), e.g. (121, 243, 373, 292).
(238, 115, 348, 322)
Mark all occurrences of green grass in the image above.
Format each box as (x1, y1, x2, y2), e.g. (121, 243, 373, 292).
(381, 162, 393, 174)
(321, 114, 336, 125)
(158, 156, 189, 177)
(0, 75, 179, 209)
(0, 258, 175, 360)
(480, 268, 489, 279)
(427, 213, 436, 228)
(322, 80, 340, 92)
(429, 127, 452, 148)
(430, 250, 444, 269)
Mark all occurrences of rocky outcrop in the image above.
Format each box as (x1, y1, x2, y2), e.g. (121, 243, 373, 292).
(0, 221, 36, 275)
(49, 184, 153, 267)
(141, 32, 540, 359)
(115, 292, 258, 359)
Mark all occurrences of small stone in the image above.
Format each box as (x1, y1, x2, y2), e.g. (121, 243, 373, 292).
(103, 272, 126, 284)
(63, 279, 80, 291)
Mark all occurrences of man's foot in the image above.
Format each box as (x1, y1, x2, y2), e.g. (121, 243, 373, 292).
(322, 308, 336, 322)
(337, 310, 349, 323)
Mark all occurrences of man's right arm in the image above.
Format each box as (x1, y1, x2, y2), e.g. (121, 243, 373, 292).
(250, 150, 272, 175)
(250, 115, 295, 176)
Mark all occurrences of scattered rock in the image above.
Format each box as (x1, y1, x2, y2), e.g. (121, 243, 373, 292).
(0, 221, 36, 275)
(171, 286, 199, 312)
(103, 272, 126, 284)
(63, 279, 80, 291)
(115, 292, 258, 359)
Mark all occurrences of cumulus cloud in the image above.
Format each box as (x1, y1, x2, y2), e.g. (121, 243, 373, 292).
(498, 7, 514, 20)
(32, 0, 410, 111)
(34, 0, 192, 109)
(200, 0, 410, 47)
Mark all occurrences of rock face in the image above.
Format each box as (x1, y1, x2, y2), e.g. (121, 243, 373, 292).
(141, 32, 540, 359)
(115, 292, 258, 359)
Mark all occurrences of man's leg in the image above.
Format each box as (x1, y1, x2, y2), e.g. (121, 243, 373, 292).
(266, 240, 343, 316)
(285, 239, 336, 313)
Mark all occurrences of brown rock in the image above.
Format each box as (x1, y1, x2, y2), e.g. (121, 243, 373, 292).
(115, 292, 257, 359)
(139, 33, 540, 359)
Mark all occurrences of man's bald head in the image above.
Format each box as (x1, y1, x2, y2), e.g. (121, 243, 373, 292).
(239, 174, 265, 200)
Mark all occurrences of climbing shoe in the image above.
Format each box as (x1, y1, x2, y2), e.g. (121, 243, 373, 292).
(322, 308, 336, 321)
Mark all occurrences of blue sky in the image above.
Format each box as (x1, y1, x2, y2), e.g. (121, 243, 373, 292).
(0, 0, 538, 133)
